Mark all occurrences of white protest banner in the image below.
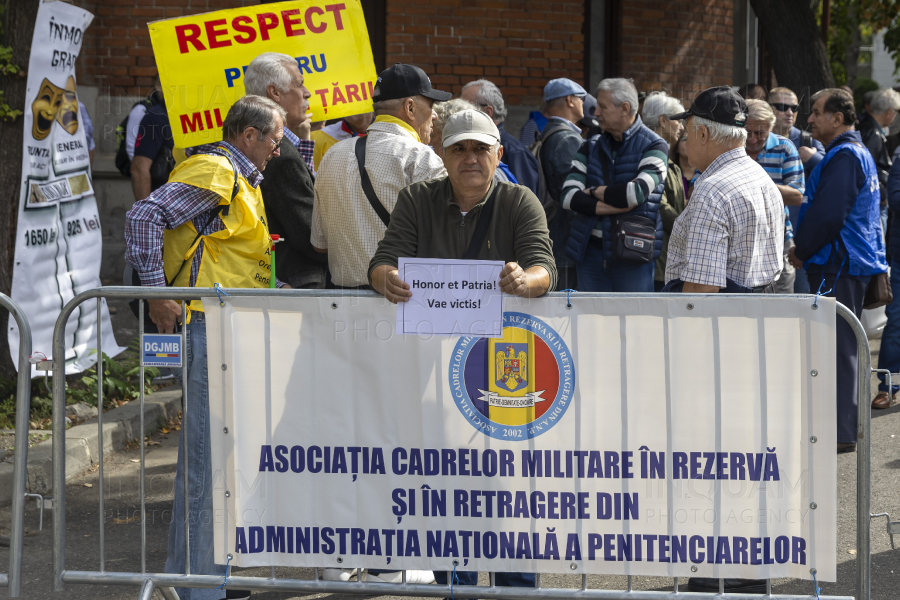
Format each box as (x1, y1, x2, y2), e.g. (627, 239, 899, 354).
(207, 295, 837, 581)
(396, 258, 504, 337)
(10, 0, 124, 375)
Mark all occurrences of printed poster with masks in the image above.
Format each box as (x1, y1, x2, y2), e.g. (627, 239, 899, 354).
(207, 295, 838, 581)
(10, 0, 124, 375)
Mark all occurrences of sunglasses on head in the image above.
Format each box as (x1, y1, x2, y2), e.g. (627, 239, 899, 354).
(771, 103, 799, 113)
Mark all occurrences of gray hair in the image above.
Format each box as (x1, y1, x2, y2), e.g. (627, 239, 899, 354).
(433, 98, 478, 132)
(597, 78, 639, 117)
(461, 79, 508, 122)
(745, 99, 776, 128)
(641, 91, 685, 132)
(690, 115, 747, 147)
(371, 98, 405, 115)
(222, 95, 286, 141)
(540, 96, 568, 112)
(871, 88, 900, 115)
(244, 52, 297, 96)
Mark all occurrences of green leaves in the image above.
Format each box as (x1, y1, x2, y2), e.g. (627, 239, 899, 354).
(0, 44, 20, 122)
(0, 338, 163, 430)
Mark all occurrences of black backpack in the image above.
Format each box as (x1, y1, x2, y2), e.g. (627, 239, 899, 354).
(114, 99, 150, 176)
(527, 122, 574, 223)
(114, 91, 164, 177)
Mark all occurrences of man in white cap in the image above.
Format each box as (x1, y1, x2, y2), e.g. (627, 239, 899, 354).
(370, 109, 557, 301)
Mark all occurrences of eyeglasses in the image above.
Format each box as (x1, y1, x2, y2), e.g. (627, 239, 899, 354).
(746, 129, 770, 139)
(771, 103, 799, 113)
(265, 134, 282, 151)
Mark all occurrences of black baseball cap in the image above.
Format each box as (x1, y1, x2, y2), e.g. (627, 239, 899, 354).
(372, 64, 452, 102)
(668, 86, 748, 127)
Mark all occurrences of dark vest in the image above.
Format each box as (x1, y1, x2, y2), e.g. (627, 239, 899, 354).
(798, 135, 886, 276)
(565, 116, 665, 264)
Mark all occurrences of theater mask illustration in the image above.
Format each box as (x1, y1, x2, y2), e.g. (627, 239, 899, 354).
(57, 75, 79, 135)
(31, 78, 64, 140)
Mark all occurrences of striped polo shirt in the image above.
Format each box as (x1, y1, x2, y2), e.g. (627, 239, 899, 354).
(753, 132, 805, 243)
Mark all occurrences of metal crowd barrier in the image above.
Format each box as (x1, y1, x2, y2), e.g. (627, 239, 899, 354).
(0, 293, 34, 598)
(48, 287, 870, 600)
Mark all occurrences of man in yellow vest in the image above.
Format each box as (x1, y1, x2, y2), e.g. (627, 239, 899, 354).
(124, 94, 287, 600)
(310, 111, 373, 171)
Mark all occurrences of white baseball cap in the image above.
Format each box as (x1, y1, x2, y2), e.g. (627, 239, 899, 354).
(441, 109, 501, 148)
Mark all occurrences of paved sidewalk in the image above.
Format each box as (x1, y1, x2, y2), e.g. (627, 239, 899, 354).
(1, 343, 899, 599)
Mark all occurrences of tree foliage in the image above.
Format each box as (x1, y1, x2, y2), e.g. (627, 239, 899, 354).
(0, 1, 38, 376)
(749, 0, 834, 95)
(821, 0, 900, 86)
(859, 0, 900, 76)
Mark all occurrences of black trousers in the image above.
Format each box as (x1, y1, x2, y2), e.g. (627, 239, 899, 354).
(807, 269, 870, 444)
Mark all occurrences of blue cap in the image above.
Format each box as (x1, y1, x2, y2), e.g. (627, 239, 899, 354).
(543, 78, 587, 102)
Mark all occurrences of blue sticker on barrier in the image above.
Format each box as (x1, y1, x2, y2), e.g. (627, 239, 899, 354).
(142, 334, 183, 367)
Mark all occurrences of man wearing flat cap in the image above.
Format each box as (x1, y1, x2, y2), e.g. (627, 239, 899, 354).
(663, 86, 784, 295)
(370, 109, 557, 302)
(312, 63, 451, 289)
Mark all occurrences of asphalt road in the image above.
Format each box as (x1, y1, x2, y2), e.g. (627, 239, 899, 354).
(2, 342, 900, 600)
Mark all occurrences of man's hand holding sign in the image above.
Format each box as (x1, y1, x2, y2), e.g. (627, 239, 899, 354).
(369, 109, 557, 334)
(378, 261, 545, 304)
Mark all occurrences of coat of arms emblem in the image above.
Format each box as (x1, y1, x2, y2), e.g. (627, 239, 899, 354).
(496, 345, 527, 390)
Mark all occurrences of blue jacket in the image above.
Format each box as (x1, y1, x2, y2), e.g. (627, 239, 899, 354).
(786, 126, 825, 234)
(795, 130, 887, 276)
(565, 116, 665, 263)
(499, 125, 539, 196)
(889, 145, 900, 260)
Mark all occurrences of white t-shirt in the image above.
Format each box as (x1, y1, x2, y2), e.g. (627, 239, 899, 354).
(125, 103, 148, 160)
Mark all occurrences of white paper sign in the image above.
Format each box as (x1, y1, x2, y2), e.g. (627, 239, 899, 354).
(207, 295, 838, 581)
(396, 258, 504, 337)
(9, 0, 124, 375)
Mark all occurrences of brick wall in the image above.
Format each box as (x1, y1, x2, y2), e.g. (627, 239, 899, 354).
(383, 0, 585, 108)
(620, 0, 734, 105)
(71, 0, 260, 97)
(71, 0, 736, 109)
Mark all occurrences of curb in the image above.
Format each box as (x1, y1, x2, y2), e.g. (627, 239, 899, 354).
(0, 387, 183, 506)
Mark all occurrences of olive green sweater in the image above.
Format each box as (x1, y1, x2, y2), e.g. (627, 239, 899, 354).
(368, 177, 557, 291)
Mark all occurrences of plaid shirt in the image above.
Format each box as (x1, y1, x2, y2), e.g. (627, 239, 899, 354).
(665, 148, 785, 288)
(753, 132, 804, 244)
(186, 127, 316, 175)
(125, 141, 273, 287)
(281, 127, 316, 175)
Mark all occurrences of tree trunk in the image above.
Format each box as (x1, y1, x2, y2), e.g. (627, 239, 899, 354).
(748, 0, 835, 103)
(844, 2, 861, 90)
(0, 2, 39, 376)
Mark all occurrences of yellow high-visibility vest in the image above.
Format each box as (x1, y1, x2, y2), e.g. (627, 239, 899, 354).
(162, 148, 272, 314)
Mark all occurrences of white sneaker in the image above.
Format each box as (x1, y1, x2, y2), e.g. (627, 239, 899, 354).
(367, 570, 435, 584)
(322, 568, 357, 581)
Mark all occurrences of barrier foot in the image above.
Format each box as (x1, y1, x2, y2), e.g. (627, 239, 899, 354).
(137, 579, 156, 600)
(159, 585, 181, 600)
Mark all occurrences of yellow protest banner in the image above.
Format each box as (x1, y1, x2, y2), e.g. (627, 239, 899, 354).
(149, 0, 376, 148)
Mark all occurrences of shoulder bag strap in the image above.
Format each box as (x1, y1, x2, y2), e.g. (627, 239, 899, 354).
(355, 136, 390, 226)
(166, 150, 238, 287)
(464, 185, 499, 260)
